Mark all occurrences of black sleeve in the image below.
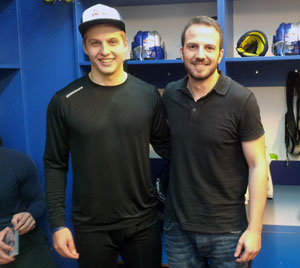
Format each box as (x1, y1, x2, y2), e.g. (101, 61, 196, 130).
(150, 89, 170, 159)
(43, 93, 70, 230)
(239, 93, 265, 141)
(19, 155, 46, 221)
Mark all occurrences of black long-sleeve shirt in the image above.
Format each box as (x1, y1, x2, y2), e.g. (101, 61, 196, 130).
(44, 74, 169, 231)
(0, 147, 46, 229)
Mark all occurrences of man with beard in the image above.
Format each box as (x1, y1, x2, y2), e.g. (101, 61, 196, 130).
(162, 16, 268, 267)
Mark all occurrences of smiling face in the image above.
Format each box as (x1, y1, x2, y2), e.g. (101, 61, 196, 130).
(181, 24, 224, 82)
(83, 24, 128, 82)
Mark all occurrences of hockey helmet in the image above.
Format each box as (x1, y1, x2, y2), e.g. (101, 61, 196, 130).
(236, 30, 268, 57)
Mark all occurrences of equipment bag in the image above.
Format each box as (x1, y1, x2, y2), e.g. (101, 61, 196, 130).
(131, 31, 166, 60)
(285, 71, 300, 157)
(273, 22, 300, 56)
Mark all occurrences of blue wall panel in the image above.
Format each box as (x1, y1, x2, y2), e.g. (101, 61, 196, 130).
(270, 161, 300, 186)
(0, 0, 20, 65)
(17, 1, 77, 267)
(19, 0, 76, 165)
(253, 225, 300, 268)
(0, 70, 26, 151)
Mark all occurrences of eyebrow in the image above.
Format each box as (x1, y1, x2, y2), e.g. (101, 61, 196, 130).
(88, 38, 99, 42)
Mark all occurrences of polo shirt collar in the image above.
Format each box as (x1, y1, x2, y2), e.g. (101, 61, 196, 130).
(214, 71, 231, 95)
(176, 71, 231, 96)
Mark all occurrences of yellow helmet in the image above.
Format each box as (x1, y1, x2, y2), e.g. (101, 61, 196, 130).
(236, 30, 268, 57)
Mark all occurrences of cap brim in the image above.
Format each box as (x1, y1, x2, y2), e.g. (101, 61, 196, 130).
(79, 19, 126, 36)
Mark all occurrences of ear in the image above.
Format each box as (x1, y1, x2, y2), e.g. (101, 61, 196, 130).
(123, 35, 129, 53)
(120, 32, 128, 53)
(218, 48, 224, 64)
(82, 39, 88, 56)
(180, 47, 184, 60)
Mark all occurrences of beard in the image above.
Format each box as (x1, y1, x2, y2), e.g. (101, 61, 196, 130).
(183, 58, 219, 81)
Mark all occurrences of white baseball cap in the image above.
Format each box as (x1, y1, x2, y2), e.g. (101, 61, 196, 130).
(78, 4, 126, 36)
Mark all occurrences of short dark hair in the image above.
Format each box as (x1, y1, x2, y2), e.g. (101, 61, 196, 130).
(181, 16, 224, 49)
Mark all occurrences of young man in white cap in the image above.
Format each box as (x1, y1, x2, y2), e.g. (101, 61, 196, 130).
(44, 4, 169, 268)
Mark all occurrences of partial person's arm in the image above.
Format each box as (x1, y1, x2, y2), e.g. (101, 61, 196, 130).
(43, 93, 79, 259)
(0, 227, 15, 264)
(150, 89, 170, 159)
(12, 156, 46, 235)
(235, 134, 268, 263)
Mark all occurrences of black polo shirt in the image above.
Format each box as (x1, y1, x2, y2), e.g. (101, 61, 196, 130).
(162, 72, 264, 233)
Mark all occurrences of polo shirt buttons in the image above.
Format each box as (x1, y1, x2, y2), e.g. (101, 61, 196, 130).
(192, 108, 197, 112)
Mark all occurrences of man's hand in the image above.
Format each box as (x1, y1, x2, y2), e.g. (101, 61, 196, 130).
(52, 228, 79, 259)
(0, 227, 15, 264)
(234, 229, 261, 263)
(11, 212, 35, 235)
